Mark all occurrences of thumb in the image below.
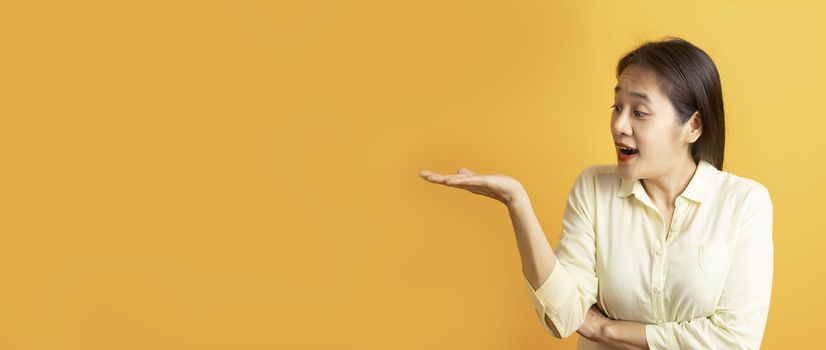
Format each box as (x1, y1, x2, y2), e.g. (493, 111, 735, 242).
(457, 168, 476, 175)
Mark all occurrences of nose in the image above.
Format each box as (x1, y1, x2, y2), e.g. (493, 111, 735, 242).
(611, 108, 632, 138)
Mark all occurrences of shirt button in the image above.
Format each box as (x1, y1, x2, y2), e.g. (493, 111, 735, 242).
(657, 320, 663, 324)
(654, 287, 661, 293)
(656, 249, 663, 255)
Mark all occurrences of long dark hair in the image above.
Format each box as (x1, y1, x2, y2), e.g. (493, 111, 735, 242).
(616, 36, 725, 170)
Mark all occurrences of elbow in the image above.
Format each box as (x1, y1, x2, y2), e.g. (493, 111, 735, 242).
(542, 314, 581, 339)
(543, 314, 565, 339)
(709, 315, 765, 350)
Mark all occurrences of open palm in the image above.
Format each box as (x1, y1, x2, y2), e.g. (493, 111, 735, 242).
(418, 168, 525, 207)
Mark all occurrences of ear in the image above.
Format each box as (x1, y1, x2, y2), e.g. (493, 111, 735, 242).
(687, 111, 702, 143)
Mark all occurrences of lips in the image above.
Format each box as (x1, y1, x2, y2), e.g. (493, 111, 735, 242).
(617, 148, 638, 161)
(614, 142, 639, 155)
(615, 142, 639, 161)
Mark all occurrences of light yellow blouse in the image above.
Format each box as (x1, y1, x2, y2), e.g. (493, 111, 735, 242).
(524, 159, 774, 350)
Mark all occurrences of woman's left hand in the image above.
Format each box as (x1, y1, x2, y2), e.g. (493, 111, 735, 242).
(577, 304, 612, 342)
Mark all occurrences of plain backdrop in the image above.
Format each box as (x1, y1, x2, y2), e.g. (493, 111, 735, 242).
(1, 0, 823, 349)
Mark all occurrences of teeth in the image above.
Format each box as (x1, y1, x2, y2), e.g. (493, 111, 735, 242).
(619, 147, 638, 155)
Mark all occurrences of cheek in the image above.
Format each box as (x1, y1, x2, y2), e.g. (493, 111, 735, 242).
(670, 126, 689, 148)
(641, 125, 680, 154)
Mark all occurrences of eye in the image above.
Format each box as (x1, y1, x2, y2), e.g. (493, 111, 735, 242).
(610, 104, 646, 118)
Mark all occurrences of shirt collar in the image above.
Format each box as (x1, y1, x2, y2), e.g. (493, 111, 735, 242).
(616, 159, 717, 203)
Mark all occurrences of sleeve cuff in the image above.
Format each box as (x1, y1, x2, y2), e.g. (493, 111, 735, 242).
(645, 323, 677, 350)
(523, 262, 577, 335)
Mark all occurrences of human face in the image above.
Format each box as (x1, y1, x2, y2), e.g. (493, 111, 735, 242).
(610, 64, 696, 181)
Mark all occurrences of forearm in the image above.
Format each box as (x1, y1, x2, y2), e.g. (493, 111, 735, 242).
(509, 191, 564, 337)
(599, 319, 650, 350)
(508, 191, 557, 292)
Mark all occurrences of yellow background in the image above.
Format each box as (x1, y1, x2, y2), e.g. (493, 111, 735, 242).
(1, 0, 822, 349)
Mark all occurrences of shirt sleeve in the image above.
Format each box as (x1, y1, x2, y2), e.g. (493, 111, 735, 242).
(523, 166, 600, 338)
(645, 186, 774, 350)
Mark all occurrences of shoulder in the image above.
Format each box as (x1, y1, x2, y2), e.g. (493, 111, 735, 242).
(714, 168, 772, 205)
(713, 169, 774, 244)
(571, 163, 623, 194)
(576, 163, 620, 180)
(709, 168, 773, 219)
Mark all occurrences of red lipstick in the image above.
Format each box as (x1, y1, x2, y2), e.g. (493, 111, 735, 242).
(615, 142, 639, 161)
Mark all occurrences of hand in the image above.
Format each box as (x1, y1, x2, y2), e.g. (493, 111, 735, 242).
(418, 168, 525, 207)
(577, 304, 611, 343)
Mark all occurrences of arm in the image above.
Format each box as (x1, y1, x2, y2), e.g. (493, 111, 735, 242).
(600, 319, 649, 350)
(643, 187, 774, 349)
(417, 167, 596, 338)
(517, 167, 599, 338)
(511, 192, 562, 338)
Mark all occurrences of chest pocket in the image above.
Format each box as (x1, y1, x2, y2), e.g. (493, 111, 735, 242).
(698, 243, 731, 274)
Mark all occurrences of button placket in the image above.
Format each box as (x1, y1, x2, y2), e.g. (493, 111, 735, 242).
(651, 237, 666, 318)
(652, 211, 671, 322)
(666, 198, 684, 241)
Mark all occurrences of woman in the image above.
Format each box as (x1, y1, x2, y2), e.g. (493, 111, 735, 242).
(418, 37, 773, 350)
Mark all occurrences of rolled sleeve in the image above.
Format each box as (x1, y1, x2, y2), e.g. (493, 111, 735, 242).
(645, 186, 774, 350)
(524, 261, 598, 338)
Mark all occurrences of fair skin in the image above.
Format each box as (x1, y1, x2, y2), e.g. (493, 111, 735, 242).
(612, 64, 703, 235)
(418, 63, 701, 349)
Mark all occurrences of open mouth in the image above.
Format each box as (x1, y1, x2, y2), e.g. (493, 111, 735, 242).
(619, 147, 639, 155)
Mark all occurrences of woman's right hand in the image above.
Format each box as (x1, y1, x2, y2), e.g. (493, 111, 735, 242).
(418, 167, 526, 207)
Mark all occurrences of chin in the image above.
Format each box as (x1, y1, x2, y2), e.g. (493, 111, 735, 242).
(616, 166, 637, 182)
(620, 174, 637, 182)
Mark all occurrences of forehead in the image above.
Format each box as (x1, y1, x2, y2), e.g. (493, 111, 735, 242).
(614, 65, 668, 107)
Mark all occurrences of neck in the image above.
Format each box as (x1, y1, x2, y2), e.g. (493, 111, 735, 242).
(640, 157, 698, 208)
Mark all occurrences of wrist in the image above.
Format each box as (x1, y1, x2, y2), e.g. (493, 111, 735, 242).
(598, 318, 615, 343)
(506, 189, 529, 208)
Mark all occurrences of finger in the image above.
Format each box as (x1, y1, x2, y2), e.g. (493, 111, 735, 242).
(422, 172, 449, 182)
(445, 175, 484, 186)
(420, 171, 448, 182)
(457, 168, 476, 175)
(426, 174, 472, 187)
(423, 174, 465, 186)
(419, 170, 437, 177)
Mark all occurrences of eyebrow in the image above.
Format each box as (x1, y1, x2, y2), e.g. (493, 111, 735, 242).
(614, 85, 651, 104)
